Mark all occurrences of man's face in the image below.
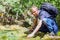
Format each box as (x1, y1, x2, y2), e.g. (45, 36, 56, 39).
(31, 7, 38, 17)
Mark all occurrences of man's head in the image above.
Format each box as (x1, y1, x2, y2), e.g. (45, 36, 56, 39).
(30, 6, 39, 17)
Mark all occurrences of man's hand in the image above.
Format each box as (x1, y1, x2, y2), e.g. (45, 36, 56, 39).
(27, 20, 42, 38)
(27, 33, 34, 38)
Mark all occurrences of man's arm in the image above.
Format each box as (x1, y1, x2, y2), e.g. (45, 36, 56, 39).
(27, 20, 42, 37)
(31, 20, 42, 35)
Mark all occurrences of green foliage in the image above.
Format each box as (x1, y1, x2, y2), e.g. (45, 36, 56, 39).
(0, 0, 60, 27)
(57, 31, 60, 36)
(0, 0, 60, 14)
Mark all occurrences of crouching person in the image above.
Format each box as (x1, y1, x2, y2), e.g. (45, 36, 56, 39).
(27, 3, 58, 38)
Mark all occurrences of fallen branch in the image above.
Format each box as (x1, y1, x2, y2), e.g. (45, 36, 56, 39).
(49, 36, 60, 39)
(41, 34, 60, 40)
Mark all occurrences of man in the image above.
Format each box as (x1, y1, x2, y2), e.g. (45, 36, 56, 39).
(27, 3, 58, 38)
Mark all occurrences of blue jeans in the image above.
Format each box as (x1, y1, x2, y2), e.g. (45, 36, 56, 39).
(39, 18, 58, 34)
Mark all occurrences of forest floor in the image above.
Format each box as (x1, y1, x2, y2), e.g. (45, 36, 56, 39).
(0, 25, 60, 40)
